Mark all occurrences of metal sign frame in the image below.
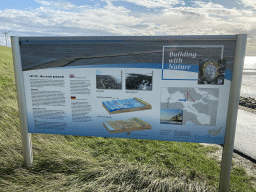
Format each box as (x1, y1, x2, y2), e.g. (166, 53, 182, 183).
(11, 34, 247, 191)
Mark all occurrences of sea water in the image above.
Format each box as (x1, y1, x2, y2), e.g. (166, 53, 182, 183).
(241, 56, 256, 98)
(244, 56, 256, 69)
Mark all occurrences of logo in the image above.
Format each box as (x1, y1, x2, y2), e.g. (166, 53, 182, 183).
(173, 130, 192, 139)
(208, 126, 222, 136)
(69, 74, 75, 78)
(194, 135, 222, 141)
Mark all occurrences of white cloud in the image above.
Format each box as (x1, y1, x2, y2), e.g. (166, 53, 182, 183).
(0, 0, 256, 54)
(193, 1, 225, 9)
(0, 36, 7, 47)
(0, 1, 252, 36)
(35, 0, 52, 6)
(108, 0, 185, 8)
(240, 0, 256, 9)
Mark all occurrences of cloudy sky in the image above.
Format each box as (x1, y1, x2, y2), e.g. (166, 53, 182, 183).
(1, 0, 256, 55)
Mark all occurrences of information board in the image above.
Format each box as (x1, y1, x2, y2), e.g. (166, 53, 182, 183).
(18, 36, 237, 144)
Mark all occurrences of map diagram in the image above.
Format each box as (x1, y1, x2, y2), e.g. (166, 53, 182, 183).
(160, 88, 219, 126)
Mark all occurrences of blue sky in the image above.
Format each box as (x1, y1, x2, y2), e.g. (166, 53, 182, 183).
(1, 0, 256, 55)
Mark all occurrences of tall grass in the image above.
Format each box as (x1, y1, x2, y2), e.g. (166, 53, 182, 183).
(0, 45, 255, 191)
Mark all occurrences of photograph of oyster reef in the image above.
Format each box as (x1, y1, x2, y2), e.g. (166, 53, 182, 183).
(96, 69, 122, 90)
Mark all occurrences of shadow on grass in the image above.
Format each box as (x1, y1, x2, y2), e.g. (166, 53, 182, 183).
(0, 164, 16, 176)
(28, 158, 86, 175)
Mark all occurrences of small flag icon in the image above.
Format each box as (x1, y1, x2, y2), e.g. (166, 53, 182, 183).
(69, 74, 75, 78)
(71, 96, 76, 100)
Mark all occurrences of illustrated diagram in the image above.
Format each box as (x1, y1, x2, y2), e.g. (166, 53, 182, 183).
(103, 118, 151, 135)
(161, 87, 219, 126)
(102, 97, 152, 114)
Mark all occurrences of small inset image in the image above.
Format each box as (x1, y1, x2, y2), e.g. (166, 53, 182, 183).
(160, 109, 183, 125)
(96, 69, 122, 90)
(198, 59, 226, 85)
(125, 72, 153, 91)
(103, 118, 151, 134)
(102, 97, 152, 114)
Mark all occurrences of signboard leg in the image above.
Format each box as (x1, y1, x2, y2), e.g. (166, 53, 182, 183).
(11, 36, 33, 168)
(21, 132, 33, 168)
(219, 34, 247, 191)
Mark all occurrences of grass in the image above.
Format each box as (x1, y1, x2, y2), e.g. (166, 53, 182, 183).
(0, 45, 256, 191)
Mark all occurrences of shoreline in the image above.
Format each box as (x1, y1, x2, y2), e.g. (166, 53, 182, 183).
(239, 96, 256, 114)
(238, 105, 256, 114)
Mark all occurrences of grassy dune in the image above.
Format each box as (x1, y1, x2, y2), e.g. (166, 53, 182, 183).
(0, 45, 255, 191)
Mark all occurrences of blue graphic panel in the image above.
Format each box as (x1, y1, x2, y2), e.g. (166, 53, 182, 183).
(102, 98, 145, 112)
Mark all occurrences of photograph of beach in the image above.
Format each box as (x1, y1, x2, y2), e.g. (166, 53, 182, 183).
(160, 109, 183, 125)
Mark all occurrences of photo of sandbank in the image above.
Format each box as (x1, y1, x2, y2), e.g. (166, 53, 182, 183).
(103, 118, 151, 134)
(102, 98, 151, 114)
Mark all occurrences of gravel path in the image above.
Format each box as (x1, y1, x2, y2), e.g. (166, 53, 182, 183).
(234, 108, 256, 160)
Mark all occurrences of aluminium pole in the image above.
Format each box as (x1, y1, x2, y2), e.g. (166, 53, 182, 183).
(11, 36, 33, 168)
(219, 34, 247, 191)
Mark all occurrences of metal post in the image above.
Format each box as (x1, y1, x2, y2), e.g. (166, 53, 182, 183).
(11, 36, 33, 168)
(219, 34, 247, 191)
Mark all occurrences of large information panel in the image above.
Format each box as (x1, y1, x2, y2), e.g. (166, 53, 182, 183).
(19, 36, 237, 144)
